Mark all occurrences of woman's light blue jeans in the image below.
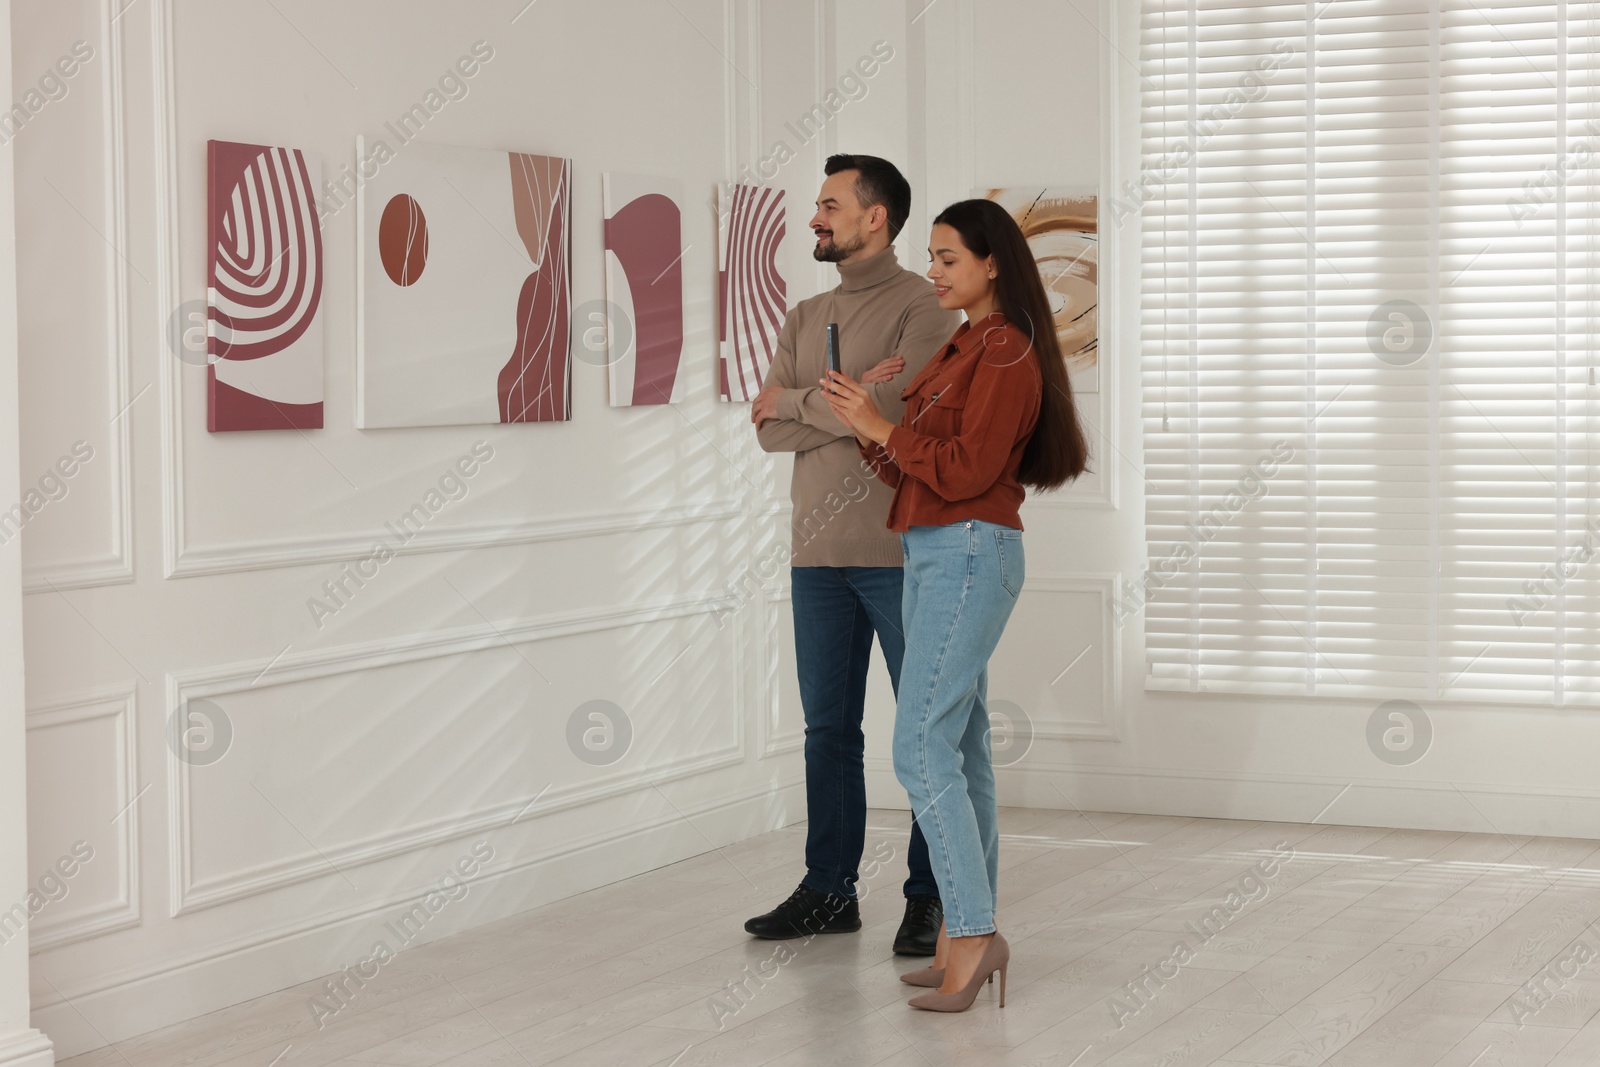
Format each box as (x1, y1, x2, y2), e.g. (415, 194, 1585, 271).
(893, 519, 1024, 937)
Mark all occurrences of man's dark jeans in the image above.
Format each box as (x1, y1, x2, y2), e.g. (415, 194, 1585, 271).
(791, 565, 937, 900)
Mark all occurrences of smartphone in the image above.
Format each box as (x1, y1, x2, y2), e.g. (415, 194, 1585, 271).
(825, 322, 841, 392)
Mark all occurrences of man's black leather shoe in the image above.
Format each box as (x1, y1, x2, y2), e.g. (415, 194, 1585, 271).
(893, 894, 943, 956)
(744, 884, 861, 939)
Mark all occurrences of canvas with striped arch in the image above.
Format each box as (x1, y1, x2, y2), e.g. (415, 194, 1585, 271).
(206, 139, 325, 432)
(717, 183, 787, 402)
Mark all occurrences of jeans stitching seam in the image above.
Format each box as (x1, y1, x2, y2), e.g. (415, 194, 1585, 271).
(836, 590, 864, 897)
(995, 530, 1021, 598)
(908, 528, 974, 933)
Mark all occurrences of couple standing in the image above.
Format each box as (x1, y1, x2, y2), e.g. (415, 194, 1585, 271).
(747, 154, 1089, 1010)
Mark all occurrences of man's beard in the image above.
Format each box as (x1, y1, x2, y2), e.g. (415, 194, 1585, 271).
(812, 230, 865, 263)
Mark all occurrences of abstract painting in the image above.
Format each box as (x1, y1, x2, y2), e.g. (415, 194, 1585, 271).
(357, 138, 571, 427)
(207, 139, 324, 431)
(603, 173, 685, 406)
(980, 187, 1098, 393)
(717, 183, 787, 402)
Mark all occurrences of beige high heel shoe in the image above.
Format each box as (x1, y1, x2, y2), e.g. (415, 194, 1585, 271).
(899, 966, 944, 987)
(907, 933, 1008, 1012)
(901, 967, 999, 988)
(901, 923, 949, 986)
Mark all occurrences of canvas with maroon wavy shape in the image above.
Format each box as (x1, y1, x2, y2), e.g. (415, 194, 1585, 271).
(206, 139, 324, 431)
(603, 173, 684, 406)
(718, 184, 786, 401)
(497, 153, 571, 422)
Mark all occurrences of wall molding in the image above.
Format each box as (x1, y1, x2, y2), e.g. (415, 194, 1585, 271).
(0, 1030, 53, 1067)
(22, 0, 135, 593)
(168, 497, 745, 579)
(1019, 573, 1124, 742)
(867, 756, 1600, 842)
(721, 0, 739, 178)
(1095, 0, 1123, 516)
(993, 759, 1600, 841)
(757, 584, 804, 758)
(23, 683, 140, 950)
(810, 0, 835, 295)
(37, 772, 805, 1059)
(955, 0, 976, 204)
(153, 0, 184, 581)
(166, 592, 744, 916)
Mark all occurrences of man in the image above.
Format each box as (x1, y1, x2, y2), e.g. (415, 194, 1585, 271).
(747, 154, 960, 955)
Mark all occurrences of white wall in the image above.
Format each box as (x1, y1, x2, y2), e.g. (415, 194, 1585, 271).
(12, 0, 884, 1055)
(16, 0, 1600, 1059)
(0, 0, 56, 1060)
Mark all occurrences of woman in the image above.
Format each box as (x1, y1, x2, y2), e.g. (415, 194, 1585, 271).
(822, 198, 1089, 1012)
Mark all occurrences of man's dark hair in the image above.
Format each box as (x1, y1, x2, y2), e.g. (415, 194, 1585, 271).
(824, 154, 911, 240)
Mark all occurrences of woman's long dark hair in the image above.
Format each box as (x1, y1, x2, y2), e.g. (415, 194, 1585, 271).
(931, 199, 1091, 491)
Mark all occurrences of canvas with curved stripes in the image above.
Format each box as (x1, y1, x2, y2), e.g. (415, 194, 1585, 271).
(717, 183, 787, 402)
(206, 139, 325, 431)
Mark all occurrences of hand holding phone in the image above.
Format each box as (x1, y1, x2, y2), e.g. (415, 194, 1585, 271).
(825, 322, 841, 393)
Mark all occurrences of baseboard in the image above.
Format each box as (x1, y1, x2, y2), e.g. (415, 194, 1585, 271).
(35, 777, 806, 1059)
(866, 757, 1600, 840)
(0, 1030, 52, 1067)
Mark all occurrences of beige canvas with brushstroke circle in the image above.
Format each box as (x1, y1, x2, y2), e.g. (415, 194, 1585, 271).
(980, 187, 1098, 393)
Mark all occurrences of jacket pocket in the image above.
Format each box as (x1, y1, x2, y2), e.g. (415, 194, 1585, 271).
(909, 388, 966, 435)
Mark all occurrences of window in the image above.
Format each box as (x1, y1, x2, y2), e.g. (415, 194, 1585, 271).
(1137, 1, 1600, 705)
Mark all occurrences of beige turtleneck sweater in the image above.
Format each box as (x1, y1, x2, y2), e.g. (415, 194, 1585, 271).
(755, 245, 960, 568)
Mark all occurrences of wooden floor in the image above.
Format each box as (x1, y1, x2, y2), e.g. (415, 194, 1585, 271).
(54, 806, 1600, 1067)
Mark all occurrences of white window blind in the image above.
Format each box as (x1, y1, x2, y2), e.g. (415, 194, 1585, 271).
(1138, 0, 1600, 705)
